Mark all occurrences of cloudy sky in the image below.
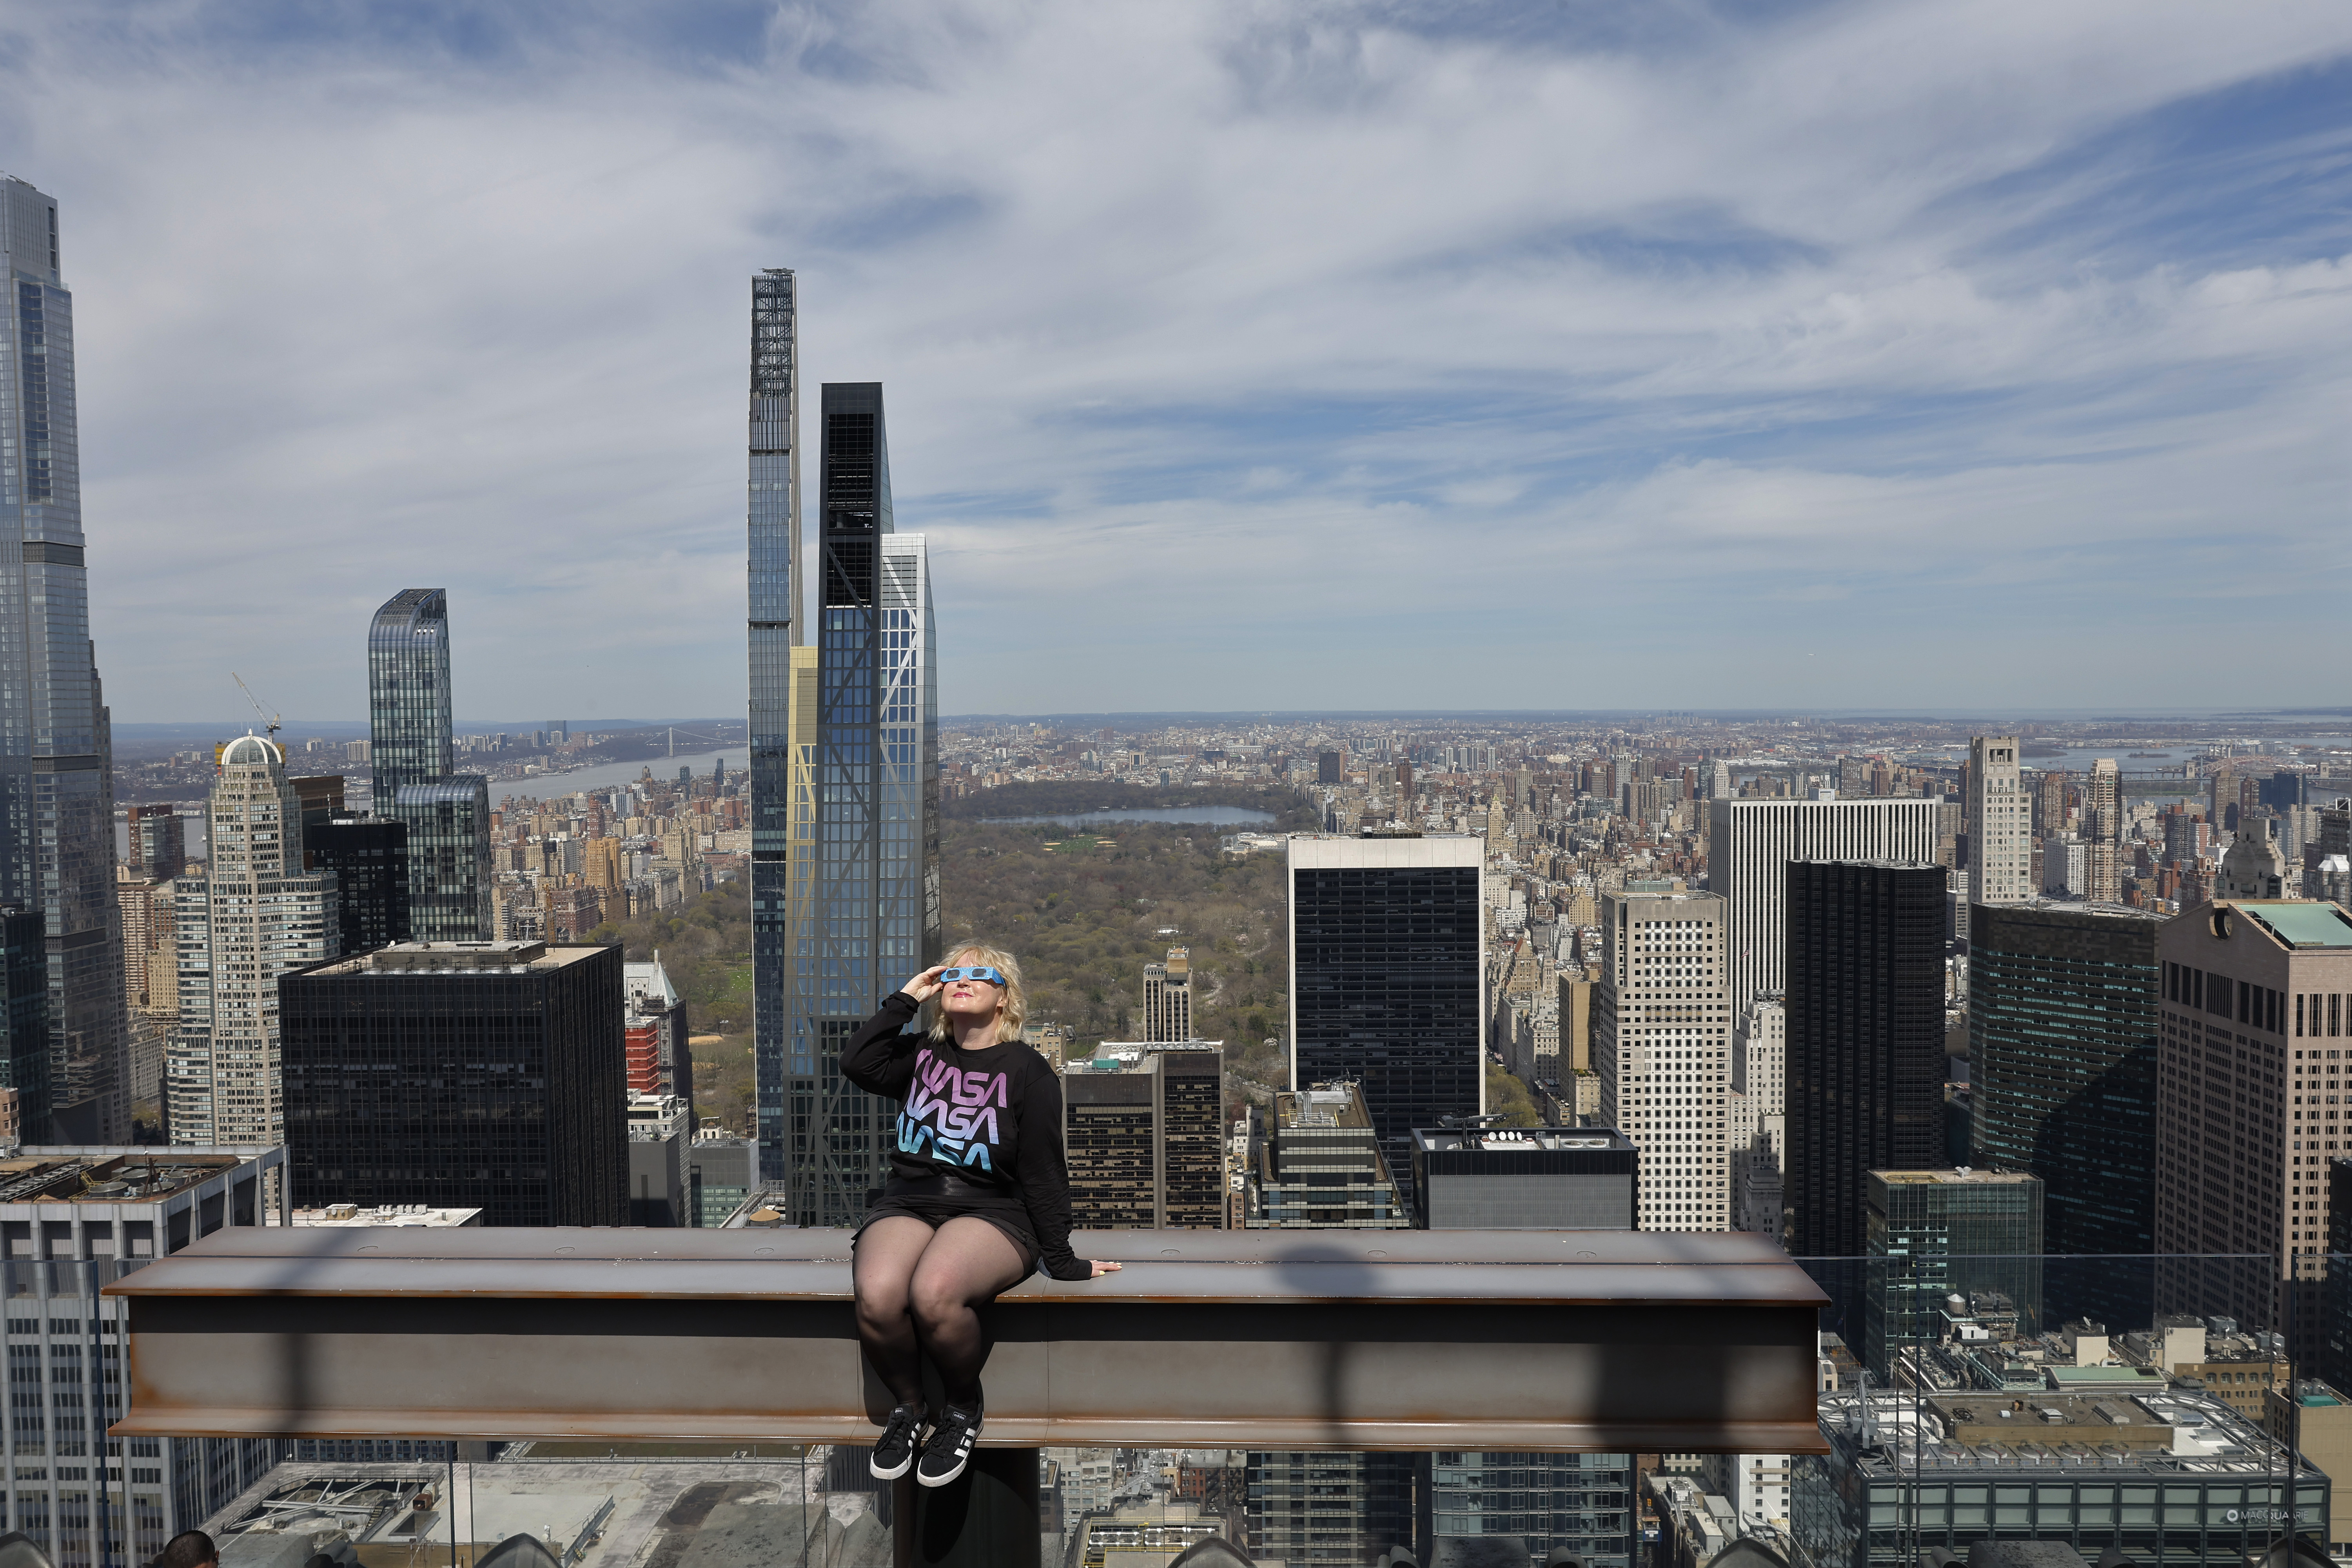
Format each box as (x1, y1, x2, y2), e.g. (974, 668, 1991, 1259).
(7, 1, 2351, 723)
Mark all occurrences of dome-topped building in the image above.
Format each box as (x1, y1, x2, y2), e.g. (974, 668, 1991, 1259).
(167, 722, 337, 1146)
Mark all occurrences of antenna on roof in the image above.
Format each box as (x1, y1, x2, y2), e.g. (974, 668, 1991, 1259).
(231, 673, 281, 741)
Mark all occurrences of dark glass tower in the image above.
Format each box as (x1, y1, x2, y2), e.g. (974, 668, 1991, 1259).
(746, 270, 800, 1182)
(1287, 837, 1485, 1181)
(0, 177, 126, 1143)
(1969, 900, 2162, 1327)
(367, 589, 452, 804)
(305, 818, 412, 956)
(0, 905, 51, 1138)
(1784, 860, 1945, 1258)
(368, 589, 488, 940)
(779, 383, 939, 1227)
(126, 804, 185, 880)
(280, 941, 627, 1225)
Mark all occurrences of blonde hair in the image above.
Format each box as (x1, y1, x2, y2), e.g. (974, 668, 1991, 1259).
(925, 942, 1027, 1046)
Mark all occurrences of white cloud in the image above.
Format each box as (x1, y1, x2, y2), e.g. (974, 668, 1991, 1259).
(0, 0, 2347, 720)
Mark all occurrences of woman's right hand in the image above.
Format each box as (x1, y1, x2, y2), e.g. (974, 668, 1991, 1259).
(902, 965, 948, 1003)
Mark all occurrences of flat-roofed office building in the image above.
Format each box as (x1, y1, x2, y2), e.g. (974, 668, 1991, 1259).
(1785, 862, 1946, 1259)
(1706, 799, 1940, 1012)
(1063, 1046, 1225, 1229)
(1594, 887, 1730, 1231)
(2155, 898, 2352, 1366)
(1969, 898, 2162, 1328)
(1288, 835, 1484, 1176)
(279, 940, 626, 1226)
(1410, 1126, 1636, 1229)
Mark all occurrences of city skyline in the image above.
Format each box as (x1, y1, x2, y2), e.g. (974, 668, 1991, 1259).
(1, 5, 2348, 720)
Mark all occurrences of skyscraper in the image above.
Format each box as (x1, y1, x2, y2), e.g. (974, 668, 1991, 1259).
(0, 176, 126, 1144)
(368, 590, 490, 939)
(1287, 835, 1484, 1178)
(166, 736, 338, 1146)
(304, 817, 410, 956)
(1062, 1047, 1225, 1228)
(746, 268, 801, 1183)
(1969, 900, 2162, 1308)
(2156, 898, 2352, 1366)
(2085, 757, 2122, 904)
(1784, 860, 1945, 1258)
(777, 383, 939, 1227)
(1864, 1169, 2044, 1379)
(280, 940, 626, 1225)
(1706, 799, 1940, 1013)
(1143, 946, 1194, 1041)
(1593, 887, 1731, 1230)
(125, 803, 185, 880)
(367, 590, 452, 803)
(1965, 736, 2030, 906)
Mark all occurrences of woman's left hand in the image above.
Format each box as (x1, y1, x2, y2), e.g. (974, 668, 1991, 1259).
(1089, 1259, 1122, 1278)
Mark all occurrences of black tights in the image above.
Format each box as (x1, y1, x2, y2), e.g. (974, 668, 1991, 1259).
(853, 1215, 1029, 1411)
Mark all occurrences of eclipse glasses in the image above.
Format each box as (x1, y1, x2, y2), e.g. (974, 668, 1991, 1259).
(938, 965, 1007, 986)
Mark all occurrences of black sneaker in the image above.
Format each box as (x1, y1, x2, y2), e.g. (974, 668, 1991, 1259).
(869, 1402, 927, 1480)
(916, 1399, 982, 1487)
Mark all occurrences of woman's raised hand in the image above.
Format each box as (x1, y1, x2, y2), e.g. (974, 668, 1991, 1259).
(903, 965, 948, 1002)
(1089, 1259, 1122, 1279)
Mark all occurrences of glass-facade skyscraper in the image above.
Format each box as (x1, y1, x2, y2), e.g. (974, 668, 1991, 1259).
(367, 588, 488, 939)
(775, 383, 938, 1227)
(1287, 836, 1486, 1183)
(367, 589, 452, 802)
(1968, 899, 2161, 1330)
(746, 269, 800, 1182)
(0, 176, 126, 1144)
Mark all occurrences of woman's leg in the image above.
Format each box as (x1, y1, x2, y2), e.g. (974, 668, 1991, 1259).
(906, 1217, 1030, 1409)
(852, 1216, 939, 1408)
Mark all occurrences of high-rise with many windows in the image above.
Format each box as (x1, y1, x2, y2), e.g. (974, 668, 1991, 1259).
(166, 736, 338, 1145)
(1593, 887, 1731, 1230)
(746, 269, 800, 1183)
(2156, 899, 2352, 1367)
(1706, 799, 1940, 1013)
(1783, 860, 1945, 1259)
(368, 589, 489, 940)
(777, 383, 939, 1227)
(1287, 835, 1485, 1181)
(0, 176, 126, 1144)
(1965, 736, 2030, 906)
(367, 590, 452, 803)
(1968, 899, 2162, 1328)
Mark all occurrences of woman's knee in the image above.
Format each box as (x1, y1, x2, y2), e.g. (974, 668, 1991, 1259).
(906, 1270, 969, 1331)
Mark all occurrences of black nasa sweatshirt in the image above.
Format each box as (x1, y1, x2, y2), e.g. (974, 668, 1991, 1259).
(839, 991, 1089, 1280)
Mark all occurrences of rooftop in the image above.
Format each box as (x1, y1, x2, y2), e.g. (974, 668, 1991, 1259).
(305, 940, 609, 976)
(2234, 900, 2352, 949)
(292, 1203, 483, 1228)
(1871, 1167, 2042, 1186)
(0, 1151, 248, 1205)
(1414, 1127, 1633, 1154)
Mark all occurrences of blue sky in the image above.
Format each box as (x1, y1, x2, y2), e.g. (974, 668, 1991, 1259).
(4, 0, 2349, 722)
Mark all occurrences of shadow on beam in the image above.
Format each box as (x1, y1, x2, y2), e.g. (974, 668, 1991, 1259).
(106, 1227, 1829, 1454)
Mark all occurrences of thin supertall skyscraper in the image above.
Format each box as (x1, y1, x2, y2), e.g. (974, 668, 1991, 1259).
(747, 268, 801, 1183)
(779, 382, 939, 1226)
(0, 176, 125, 1142)
(368, 589, 489, 940)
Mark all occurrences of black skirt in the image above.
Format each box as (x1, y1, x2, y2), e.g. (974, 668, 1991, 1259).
(854, 1174, 1041, 1274)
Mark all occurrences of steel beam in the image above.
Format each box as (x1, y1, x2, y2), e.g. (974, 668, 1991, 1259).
(107, 1227, 1828, 1453)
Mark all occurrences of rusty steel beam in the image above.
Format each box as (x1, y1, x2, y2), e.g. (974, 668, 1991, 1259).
(107, 1227, 1829, 1454)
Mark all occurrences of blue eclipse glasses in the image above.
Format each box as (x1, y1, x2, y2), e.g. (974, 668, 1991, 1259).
(939, 965, 1007, 986)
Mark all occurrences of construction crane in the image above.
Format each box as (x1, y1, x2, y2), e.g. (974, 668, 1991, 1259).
(231, 672, 281, 741)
